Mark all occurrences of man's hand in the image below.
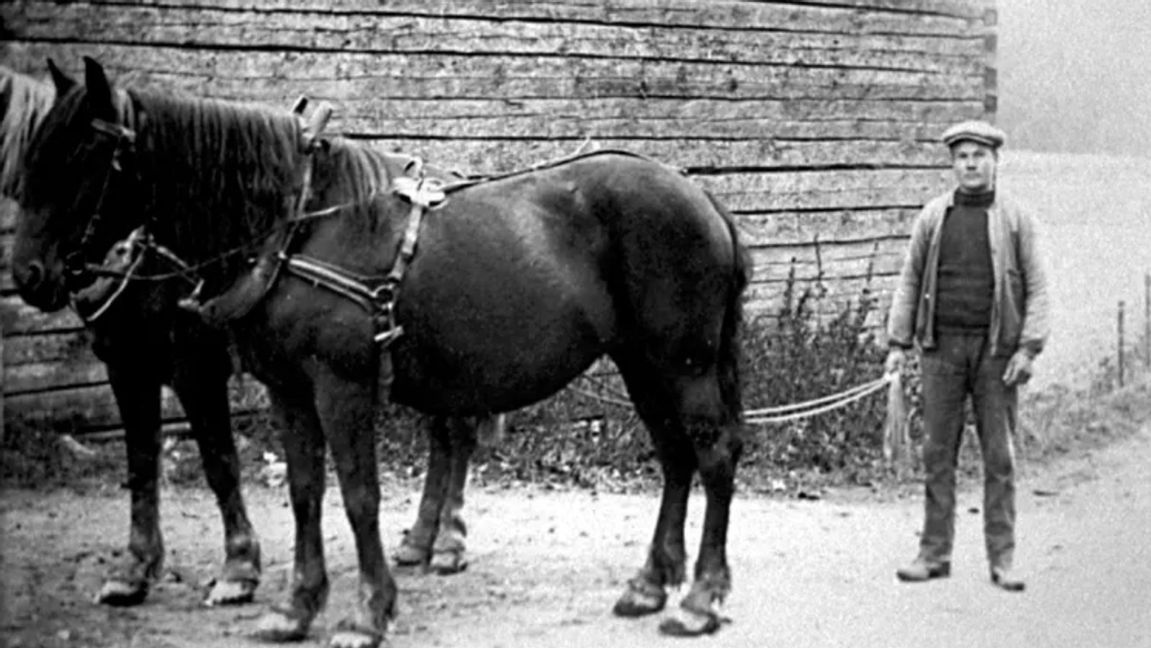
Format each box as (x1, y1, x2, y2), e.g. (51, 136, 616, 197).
(1002, 350, 1033, 386)
(884, 348, 908, 375)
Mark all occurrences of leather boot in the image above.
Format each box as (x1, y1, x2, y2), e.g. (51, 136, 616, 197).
(896, 558, 951, 582)
(990, 566, 1025, 592)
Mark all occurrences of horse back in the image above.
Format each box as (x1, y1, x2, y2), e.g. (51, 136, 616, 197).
(389, 153, 741, 412)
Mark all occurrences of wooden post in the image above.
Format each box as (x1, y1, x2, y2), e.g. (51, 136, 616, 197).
(1117, 301, 1125, 388)
(1, 330, 5, 445)
(1144, 273, 1150, 367)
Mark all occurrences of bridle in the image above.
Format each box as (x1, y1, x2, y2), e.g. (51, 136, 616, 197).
(66, 98, 336, 323)
(63, 116, 138, 292)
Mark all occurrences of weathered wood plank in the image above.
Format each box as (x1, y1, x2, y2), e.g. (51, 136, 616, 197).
(2, 296, 84, 336)
(697, 168, 952, 211)
(3, 329, 93, 369)
(3, 379, 267, 430)
(5, 358, 108, 395)
(5, 376, 269, 432)
(5, 3, 985, 74)
(747, 275, 896, 315)
(377, 137, 957, 177)
(738, 209, 916, 246)
(1, 43, 985, 104)
(4, 384, 174, 431)
(747, 241, 905, 284)
(328, 103, 979, 142)
(70, 0, 986, 32)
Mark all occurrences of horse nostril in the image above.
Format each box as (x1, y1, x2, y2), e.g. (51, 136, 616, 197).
(22, 260, 44, 291)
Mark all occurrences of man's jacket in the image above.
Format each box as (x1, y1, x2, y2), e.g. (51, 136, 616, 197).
(886, 189, 1049, 358)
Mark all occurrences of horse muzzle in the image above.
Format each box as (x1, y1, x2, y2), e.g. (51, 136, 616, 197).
(13, 257, 71, 312)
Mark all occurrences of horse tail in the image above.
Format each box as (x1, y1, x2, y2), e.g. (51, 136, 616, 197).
(706, 190, 750, 426)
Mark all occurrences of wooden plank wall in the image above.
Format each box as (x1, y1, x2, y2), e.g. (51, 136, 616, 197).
(0, 0, 997, 436)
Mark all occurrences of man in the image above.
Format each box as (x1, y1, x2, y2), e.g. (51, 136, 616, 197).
(886, 120, 1049, 592)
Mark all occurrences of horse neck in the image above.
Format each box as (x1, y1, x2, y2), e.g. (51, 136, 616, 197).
(130, 91, 306, 279)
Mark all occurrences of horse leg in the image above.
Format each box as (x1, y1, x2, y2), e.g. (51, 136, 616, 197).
(97, 363, 164, 606)
(658, 374, 743, 637)
(253, 387, 329, 643)
(428, 415, 481, 575)
(611, 361, 694, 618)
(394, 415, 451, 567)
(171, 352, 261, 606)
(315, 369, 394, 648)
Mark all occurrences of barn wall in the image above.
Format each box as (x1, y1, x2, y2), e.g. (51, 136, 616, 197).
(0, 0, 997, 435)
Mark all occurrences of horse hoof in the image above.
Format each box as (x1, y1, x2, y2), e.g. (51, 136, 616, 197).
(95, 578, 149, 607)
(392, 542, 429, 567)
(204, 577, 257, 606)
(657, 605, 724, 637)
(330, 618, 384, 648)
(429, 549, 468, 575)
(611, 579, 667, 617)
(328, 629, 382, 648)
(252, 608, 310, 642)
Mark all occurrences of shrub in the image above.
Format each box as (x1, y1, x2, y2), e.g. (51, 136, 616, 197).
(740, 253, 890, 486)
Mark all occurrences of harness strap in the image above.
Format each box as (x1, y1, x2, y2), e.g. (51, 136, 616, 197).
(71, 228, 148, 323)
(282, 254, 387, 315)
(279, 173, 439, 347)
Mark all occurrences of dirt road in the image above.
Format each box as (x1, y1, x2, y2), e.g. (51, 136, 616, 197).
(3, 415, 1149, 648)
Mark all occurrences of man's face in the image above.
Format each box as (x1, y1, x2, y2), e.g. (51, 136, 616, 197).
(950, 140, 998, 192)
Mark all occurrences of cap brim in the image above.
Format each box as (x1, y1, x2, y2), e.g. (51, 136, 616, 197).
(944, 133, 1003, 148)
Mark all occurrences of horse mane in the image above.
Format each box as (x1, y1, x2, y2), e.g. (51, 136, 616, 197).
(314, 137, 394, 208)
(0, 66, 55, 199)
(305, 136, 415, 240)
(126, 89, 308, 269)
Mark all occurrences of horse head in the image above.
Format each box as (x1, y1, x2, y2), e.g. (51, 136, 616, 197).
(13, 57, 141, 312)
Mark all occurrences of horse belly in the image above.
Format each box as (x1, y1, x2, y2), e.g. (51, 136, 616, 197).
(390, 275, 613, 414)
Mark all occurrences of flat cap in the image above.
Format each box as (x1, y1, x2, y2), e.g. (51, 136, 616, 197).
(941, 120, 1006, 149)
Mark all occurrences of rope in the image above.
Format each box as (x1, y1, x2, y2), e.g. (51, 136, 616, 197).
(565, 372, 897, 426)
(745, 375, 894, 426)
(744, 375, 890, 417)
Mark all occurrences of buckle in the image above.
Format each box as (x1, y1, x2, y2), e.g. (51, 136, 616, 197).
(393, 176, 446, 208)
(374, 325, 404, 347)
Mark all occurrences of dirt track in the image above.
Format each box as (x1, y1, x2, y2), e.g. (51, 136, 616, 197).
(3, 413, 1150, 648)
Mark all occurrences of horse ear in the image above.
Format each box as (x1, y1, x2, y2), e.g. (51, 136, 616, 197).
(46, 58, 77, 96)
(82, 56, 115, 115)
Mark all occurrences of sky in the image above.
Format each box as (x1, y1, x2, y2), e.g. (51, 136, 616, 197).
(997, 0, 1151, 155)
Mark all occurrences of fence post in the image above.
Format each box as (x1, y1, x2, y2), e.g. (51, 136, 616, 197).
(1117, 301, 1125, 388)
(1, 330, 5, 446)
(1144, 272, 1150, 367)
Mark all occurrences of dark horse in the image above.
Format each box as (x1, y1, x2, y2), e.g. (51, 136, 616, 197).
(2, 63, 263, 607)
(13, 58, 749, 647)
(5, 61, 486, 605)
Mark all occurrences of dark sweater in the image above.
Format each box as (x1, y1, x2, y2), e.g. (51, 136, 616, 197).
(934, 189, 995, 334)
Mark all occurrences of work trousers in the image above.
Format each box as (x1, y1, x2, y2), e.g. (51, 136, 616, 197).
(917, 333, 1018, 570)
